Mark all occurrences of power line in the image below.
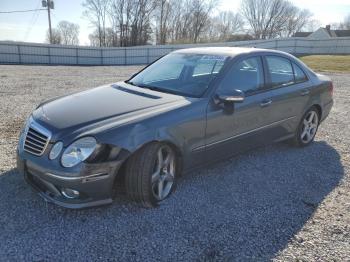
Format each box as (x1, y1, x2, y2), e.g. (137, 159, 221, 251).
(24, 0, 42, 41)
(0, 8, 46, 14)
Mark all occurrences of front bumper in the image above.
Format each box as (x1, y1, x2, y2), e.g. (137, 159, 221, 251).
(17, 150, 123, 209)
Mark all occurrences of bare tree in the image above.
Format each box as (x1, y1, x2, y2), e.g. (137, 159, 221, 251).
(57, 21, 80, 45)
(282, 8, 312, 37)
(338, 14, 350, 29)
(82, 0, 109, 47)
(345, 14, 350, 29)
(212, 11, 244, 41)
(161, 0, 219, 44)
(109, 0, 132, 46)
(88, 30, 100, 46)
(107, 0, 155, 46)
(189, 0, 218, 43)
(241, 0, 305, 39)
(305, 19, 321, 32)
(169, 0, 193, 43)
(155, 0, 172, 44)
(82, 0, 317, 46)
(129, 0, 155, 45)
(89, 27, 117, 46)
(46, 28, 61, 44)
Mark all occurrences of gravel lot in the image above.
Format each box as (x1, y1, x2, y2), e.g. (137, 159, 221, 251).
(0, 65, 349, 261)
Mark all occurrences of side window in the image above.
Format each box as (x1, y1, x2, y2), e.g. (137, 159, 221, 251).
(266, 56, 294, 88)
(293, 63, 308, 83)
(218, 57, 264, 94)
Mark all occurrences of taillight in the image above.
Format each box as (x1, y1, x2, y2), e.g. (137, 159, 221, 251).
(329, 82, 334, 97)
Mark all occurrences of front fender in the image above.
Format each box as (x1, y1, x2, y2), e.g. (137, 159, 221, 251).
(96, 121, 185, 158)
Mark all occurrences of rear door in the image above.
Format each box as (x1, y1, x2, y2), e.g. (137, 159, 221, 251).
(259, 55, 312, 141)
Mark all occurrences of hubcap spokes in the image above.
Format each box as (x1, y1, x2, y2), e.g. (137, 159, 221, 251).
(151, 146, 175, 200)
(301, 111, 318, 143)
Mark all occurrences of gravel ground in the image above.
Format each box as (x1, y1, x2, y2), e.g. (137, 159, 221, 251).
(0, 65, 349, 261)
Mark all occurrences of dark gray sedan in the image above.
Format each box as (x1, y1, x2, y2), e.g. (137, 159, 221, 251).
(17, 47, 333, 208)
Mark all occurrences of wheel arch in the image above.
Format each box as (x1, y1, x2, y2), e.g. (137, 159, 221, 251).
(312, 104, 322, 119)
(307, 104, 322, 120)
(115, 139, 184, 185)
(139, 140, 184, 174)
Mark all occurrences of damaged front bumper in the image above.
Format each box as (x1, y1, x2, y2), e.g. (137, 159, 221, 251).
(17, 149, 124, 209)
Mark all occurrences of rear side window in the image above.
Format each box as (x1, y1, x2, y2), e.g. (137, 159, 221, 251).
(218, 56, 264, 94)
(266, 56, 294, 88)
(293, 63, 308, 83)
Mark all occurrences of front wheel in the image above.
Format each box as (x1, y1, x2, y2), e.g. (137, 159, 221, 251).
(292, 107, 320, 147)
(125, 143, 177, 207)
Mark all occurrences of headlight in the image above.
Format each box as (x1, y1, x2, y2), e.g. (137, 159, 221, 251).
(61, 137, 97, 168)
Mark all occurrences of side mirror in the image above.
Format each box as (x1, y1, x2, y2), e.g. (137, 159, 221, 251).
(214, 89, 245, 105)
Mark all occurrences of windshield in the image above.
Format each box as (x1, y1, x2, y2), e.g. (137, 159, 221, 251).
(127, 53, 229, 97)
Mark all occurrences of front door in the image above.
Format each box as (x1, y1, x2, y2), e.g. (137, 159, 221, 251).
(204, 56, 270, 162)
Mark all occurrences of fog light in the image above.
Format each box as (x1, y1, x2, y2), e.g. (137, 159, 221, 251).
(61, 188, 80, 199)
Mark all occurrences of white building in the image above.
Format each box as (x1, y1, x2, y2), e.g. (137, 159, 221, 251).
(294, 25, 350, 39)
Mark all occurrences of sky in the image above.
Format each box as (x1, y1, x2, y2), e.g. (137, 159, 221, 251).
(0, 0, 349, 45)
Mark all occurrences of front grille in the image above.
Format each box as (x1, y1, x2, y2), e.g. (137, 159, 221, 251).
(24, 126, 49, 156)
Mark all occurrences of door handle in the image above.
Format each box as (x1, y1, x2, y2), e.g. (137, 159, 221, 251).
(300, 89, 310, 96)
(260, 99, 272, 107)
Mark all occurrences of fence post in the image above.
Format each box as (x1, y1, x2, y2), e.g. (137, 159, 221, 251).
(75, 47, 79, 65)
(48, 46, 51, 65)
(294, 38, 297, 55)
(147, 47, 150, 64)
(124, 48, 127, 65)
(335, 38, 338, 55)
(17, 44, 21, 64)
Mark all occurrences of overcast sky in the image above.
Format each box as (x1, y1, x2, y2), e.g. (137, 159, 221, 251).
(0, 0, 349, 45)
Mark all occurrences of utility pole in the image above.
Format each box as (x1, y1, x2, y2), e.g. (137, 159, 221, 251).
(42, 0, 54, 44)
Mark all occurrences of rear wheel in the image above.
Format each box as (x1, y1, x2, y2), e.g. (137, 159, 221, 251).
(125, 143, 177, 207)
(292, 107, 320, 147)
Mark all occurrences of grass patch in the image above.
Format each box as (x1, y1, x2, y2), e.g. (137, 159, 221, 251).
(300, 55, 350, 73)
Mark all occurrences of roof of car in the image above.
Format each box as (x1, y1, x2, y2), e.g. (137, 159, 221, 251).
(173, 47, 284, 57)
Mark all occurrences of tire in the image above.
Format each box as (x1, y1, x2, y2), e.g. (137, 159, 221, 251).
(291, 106, 320, 147)
(125, 142, 177, 207)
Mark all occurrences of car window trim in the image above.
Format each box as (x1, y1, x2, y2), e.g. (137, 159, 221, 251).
(262, 55, 311, 92)
(263, 55, 295, 89)
(292, 62, 309, 84)
(211, 53, 312, 99)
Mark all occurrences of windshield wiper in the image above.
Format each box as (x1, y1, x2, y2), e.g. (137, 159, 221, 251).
(137, 84, 164, 92)
(125, 80, 137, 86)
(126, 81, 175, 95)
(125, 80, 193, 96)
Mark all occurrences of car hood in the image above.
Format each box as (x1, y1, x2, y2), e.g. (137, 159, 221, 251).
(32, 81, 190, 140)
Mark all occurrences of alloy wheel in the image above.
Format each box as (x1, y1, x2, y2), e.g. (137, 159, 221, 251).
(151, 145, 175, 200)
(300, 110, 319, 143)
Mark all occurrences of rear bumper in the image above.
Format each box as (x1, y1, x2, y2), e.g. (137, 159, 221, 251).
(321, 100, 333, 122)
(17, 151, 123, 209)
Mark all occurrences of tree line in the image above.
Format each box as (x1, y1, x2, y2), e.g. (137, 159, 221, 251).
(47, 0, 350, 47)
